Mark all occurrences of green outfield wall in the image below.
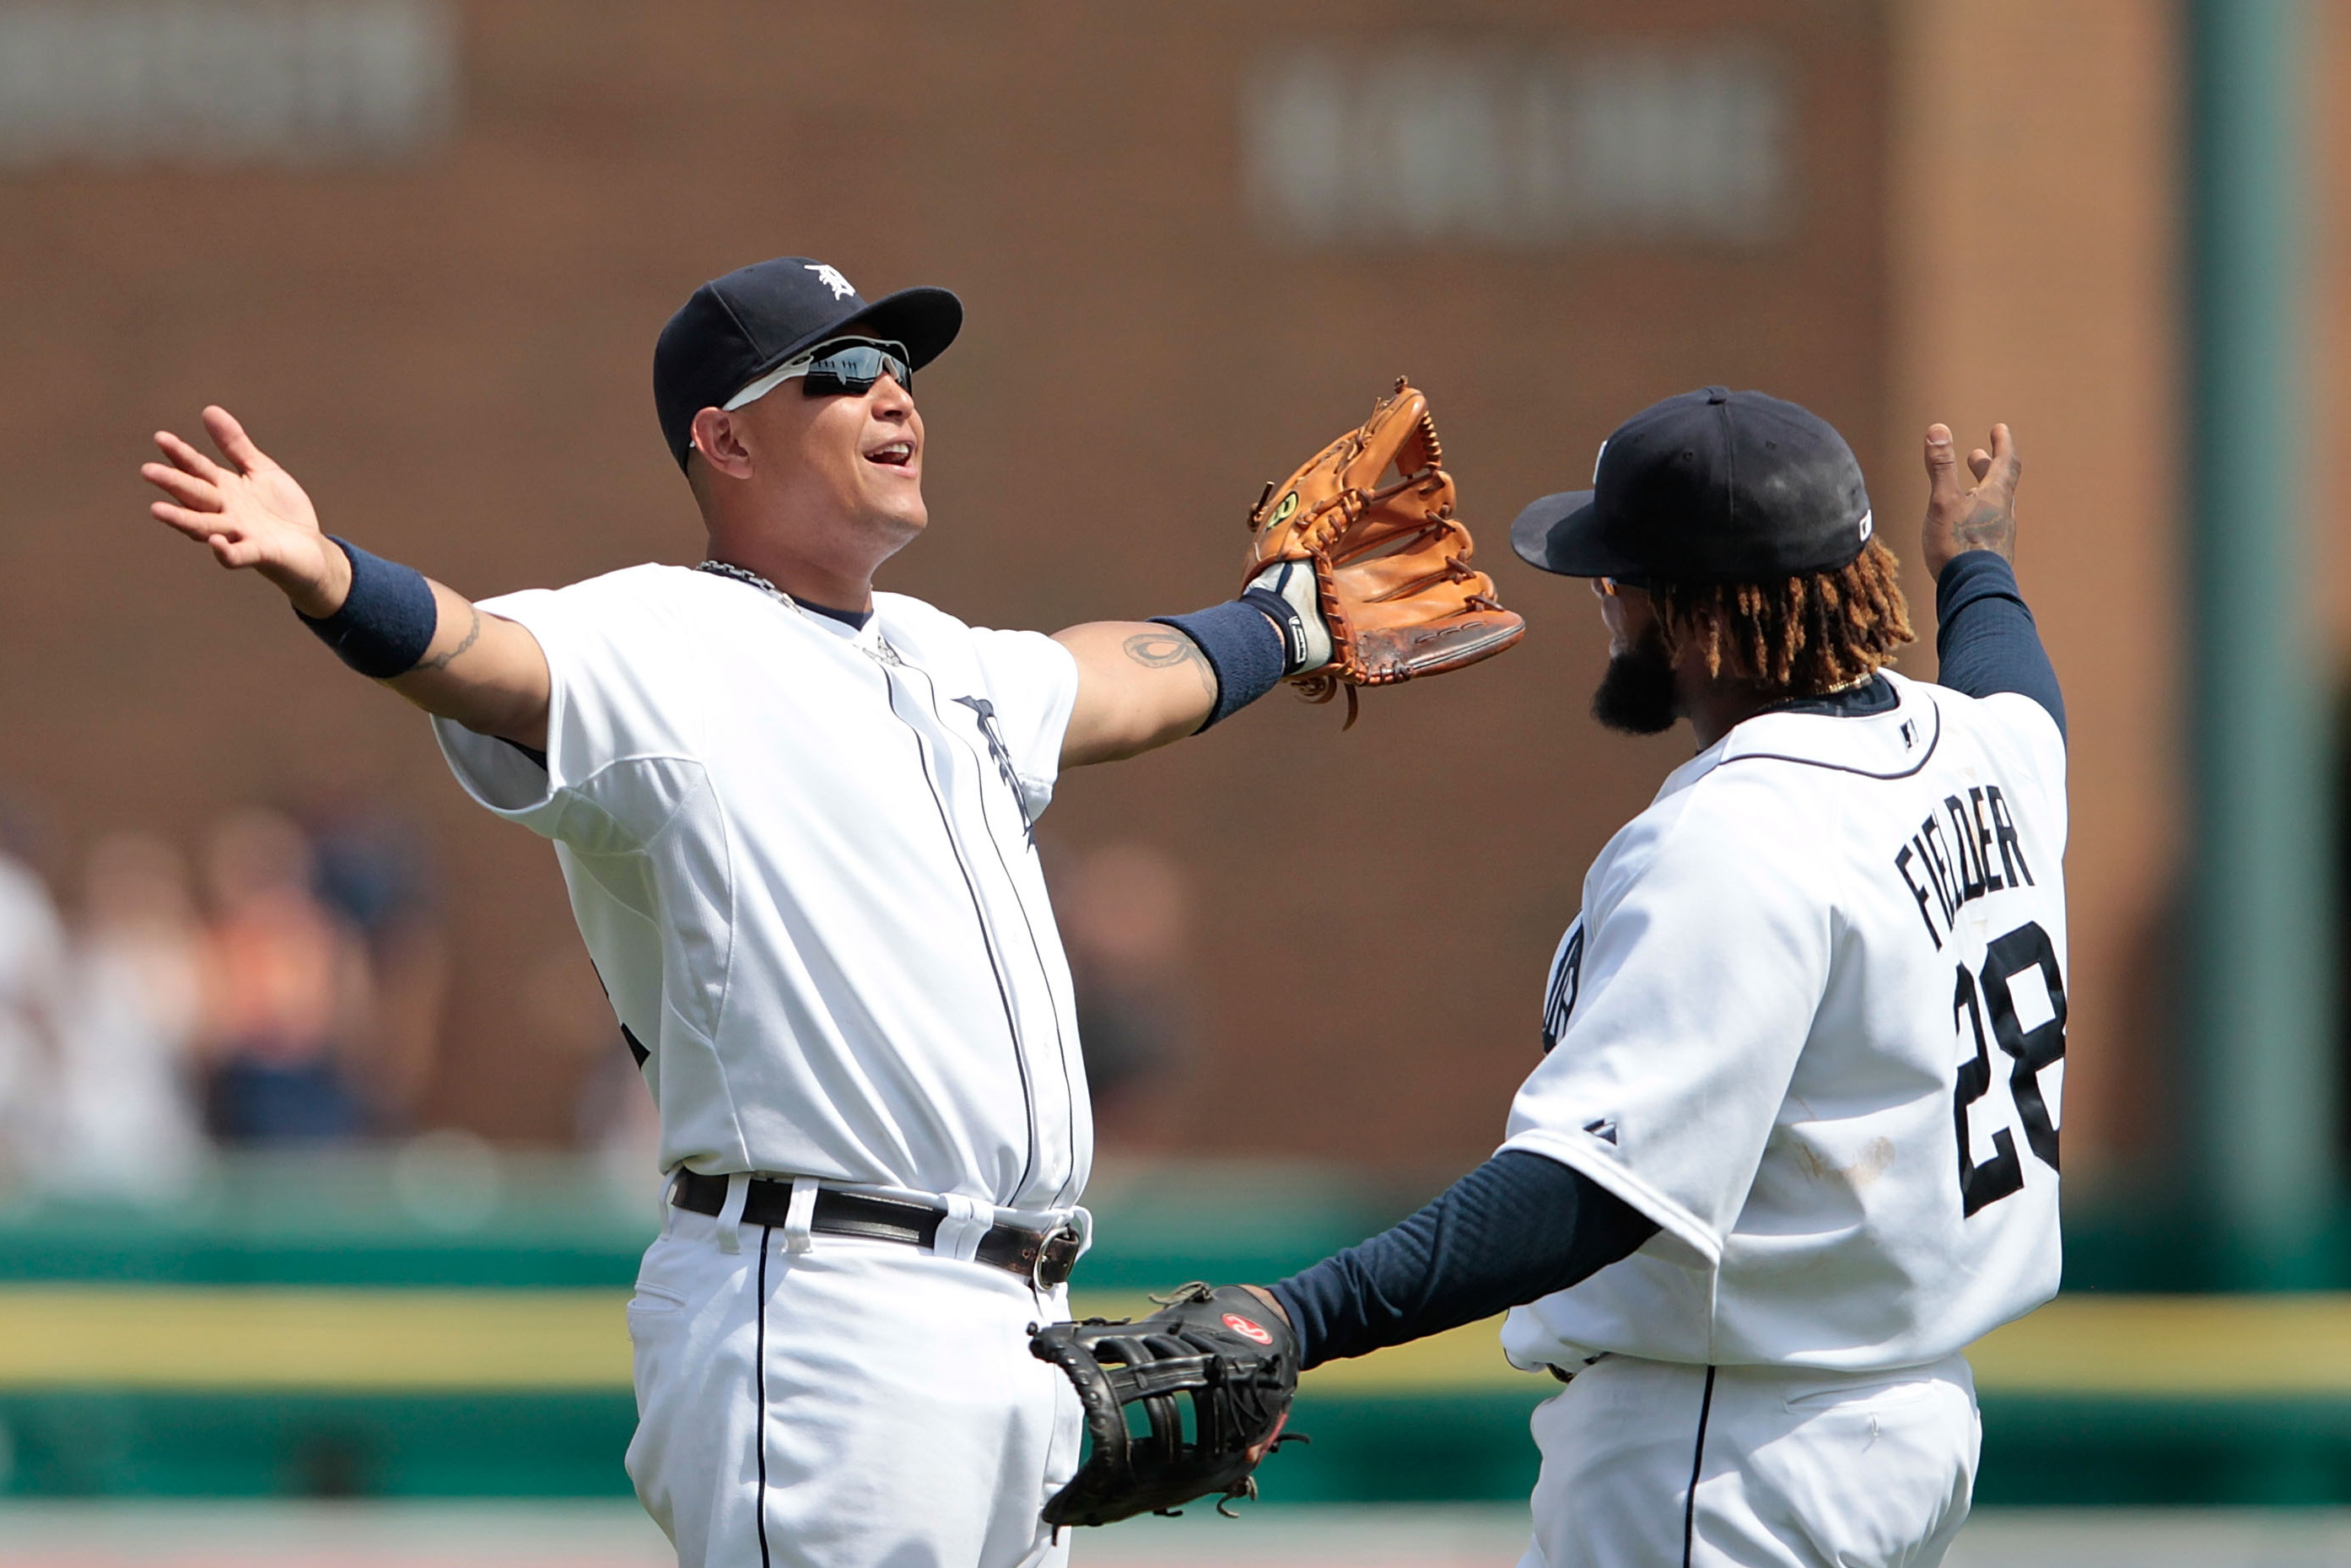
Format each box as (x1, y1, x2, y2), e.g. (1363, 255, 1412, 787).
(3, 1156, 2349, 1504)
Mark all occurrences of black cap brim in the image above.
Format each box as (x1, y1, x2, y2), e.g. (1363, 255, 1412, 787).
(1510, 490, 1650, 579)
(737, 285, 964, 396)
(823, 285, 963, 371)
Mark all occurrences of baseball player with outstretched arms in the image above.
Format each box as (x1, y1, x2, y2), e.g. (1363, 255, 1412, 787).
(1196, 391, 2066, 1566)
(137, 257, 1410, 1568)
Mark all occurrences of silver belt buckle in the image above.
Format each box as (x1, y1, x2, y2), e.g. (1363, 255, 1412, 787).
(1032, 1223, 1081, 1291)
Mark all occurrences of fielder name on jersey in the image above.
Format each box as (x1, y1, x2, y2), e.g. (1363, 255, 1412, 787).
(1502, 671, 2068, 1375)
(1895, 781, 2036, 950)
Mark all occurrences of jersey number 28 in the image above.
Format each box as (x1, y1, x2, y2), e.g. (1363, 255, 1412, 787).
(1951, 920, 2066, 1217)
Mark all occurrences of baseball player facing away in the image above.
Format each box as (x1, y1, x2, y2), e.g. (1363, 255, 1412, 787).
(140, 257, 1349, 1568)
(1233, 390, 2067, 1568)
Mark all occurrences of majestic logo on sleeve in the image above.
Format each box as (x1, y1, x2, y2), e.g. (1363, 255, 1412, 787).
(954, 697, 1037, 846)
(806, 262, 855, 299)
(1540, 919, 1586, 1054)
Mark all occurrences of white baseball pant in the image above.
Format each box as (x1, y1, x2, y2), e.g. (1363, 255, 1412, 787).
(1520, 1351, 1980, 1568)
(623, 1202, 1082, 1568)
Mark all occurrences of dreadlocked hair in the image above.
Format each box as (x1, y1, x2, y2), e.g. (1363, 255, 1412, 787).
(1648, 537, 1914, 697)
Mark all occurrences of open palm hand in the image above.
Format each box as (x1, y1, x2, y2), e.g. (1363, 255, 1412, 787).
(143, 406, 348, 616)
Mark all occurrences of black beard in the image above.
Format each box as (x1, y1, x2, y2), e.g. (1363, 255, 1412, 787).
(1592, 628, 1680, 735)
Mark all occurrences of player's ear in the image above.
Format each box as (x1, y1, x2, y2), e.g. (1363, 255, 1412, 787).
(690, 408, 755, 480)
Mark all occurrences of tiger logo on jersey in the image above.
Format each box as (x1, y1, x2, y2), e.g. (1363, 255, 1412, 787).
(953, 695, 1038, 847)
(1540, 919, 1586, 1054)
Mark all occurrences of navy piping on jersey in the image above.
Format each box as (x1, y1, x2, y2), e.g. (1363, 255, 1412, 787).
(903, 660, 1083, 1211)
(1716, 692, 1945, 781)
(1684, 1366, 1717, 1568)
(585, 564, 1057, 1204)
(865, 650, 1039, 1206)
(1712, 546, 2063, 776)
(754, 1222, 776, 1568)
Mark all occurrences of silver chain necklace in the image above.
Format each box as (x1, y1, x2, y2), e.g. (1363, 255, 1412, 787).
(695, 559, 790, 601)
(698, 559, 898, 664)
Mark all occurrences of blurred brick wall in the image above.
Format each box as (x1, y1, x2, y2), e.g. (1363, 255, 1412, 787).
(1885, 0, 2181, 1186)
(0, 0, 1889, 1166)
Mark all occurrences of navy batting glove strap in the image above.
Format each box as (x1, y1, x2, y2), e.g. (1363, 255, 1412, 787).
(1151, 598, 1290, 731)
(295, 536, 439, 678)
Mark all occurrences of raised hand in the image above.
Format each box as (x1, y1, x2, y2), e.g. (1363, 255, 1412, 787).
(142, 406, 351, 617)
(1920, 422, 2021, 580)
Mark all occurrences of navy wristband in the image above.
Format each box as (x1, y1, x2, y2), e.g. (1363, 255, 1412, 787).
(296, 536, 439, 678)
(1149, 599, 1288, 731)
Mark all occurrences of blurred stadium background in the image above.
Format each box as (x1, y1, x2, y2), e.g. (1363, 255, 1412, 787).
(0, 0, 2348, 1561)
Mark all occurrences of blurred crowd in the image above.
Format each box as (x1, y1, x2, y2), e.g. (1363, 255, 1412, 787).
(1049, 838, 1197, 1143)
(0, 801, 449, 1202)
(0, 809, 1203, 1202)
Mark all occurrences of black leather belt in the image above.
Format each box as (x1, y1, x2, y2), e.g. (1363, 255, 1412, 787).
(671, 1172, 1081, 1290)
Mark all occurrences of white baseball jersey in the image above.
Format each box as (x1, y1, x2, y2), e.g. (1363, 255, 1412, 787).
(434, 565, 1091, 1215)
(1501, 670, 2067, 1374)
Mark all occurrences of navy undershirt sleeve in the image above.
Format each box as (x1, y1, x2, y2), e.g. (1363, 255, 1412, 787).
(1267, 1150, 1658, 1370)
(1934, 551, 2066, 741)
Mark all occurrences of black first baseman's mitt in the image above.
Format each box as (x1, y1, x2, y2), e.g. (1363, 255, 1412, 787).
(1028, 1283, 1302, 1528)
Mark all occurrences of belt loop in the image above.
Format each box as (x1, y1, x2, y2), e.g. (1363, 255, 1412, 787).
(936, 1194, 989, 1263)
(782, 1177, 818, 1255)
(658, 1169, 683, 1236)
(714, 1172, 750, 1253)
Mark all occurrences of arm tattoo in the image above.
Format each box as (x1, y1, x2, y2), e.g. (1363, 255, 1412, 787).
(1123, 631, 1216, 700)
(1123, 631, 1200, 668)
(415, 604, 481, 672)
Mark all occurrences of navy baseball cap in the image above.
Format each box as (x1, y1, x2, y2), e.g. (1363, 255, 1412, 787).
(654, 257, 963, 471)
(1511, 388, 1874, 582)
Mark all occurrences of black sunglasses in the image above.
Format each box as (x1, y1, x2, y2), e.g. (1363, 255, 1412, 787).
(795, 340, 914, 398)
(723, 339, 914, 410)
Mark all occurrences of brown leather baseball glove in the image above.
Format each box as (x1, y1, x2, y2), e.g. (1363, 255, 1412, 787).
(1243, 379, 1523, 725)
